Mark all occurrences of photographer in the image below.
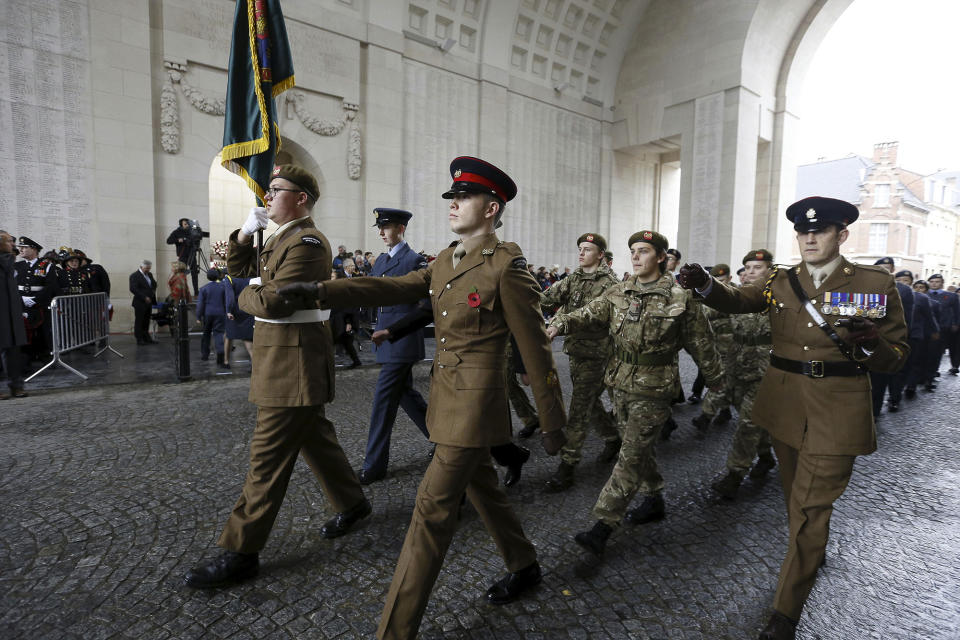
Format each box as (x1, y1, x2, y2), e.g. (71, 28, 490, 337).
(166, 218, 209, 296)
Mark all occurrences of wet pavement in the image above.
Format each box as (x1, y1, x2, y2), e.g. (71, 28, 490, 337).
(2, 339, 958, 639)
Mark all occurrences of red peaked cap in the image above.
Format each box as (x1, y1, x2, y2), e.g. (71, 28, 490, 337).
(441, 156, 517, 203)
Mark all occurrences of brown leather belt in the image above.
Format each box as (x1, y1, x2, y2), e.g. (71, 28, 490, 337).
(769, 354, 865, 378)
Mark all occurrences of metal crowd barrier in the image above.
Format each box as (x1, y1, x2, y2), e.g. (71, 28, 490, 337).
(26, 292, 124, 382)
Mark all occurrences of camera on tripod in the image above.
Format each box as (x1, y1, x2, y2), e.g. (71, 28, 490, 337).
(186, 219, 210, 246)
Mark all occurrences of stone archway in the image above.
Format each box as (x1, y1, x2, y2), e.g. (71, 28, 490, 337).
(206, 138, 326, 258)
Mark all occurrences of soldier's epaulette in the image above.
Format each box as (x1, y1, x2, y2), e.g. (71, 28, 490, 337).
(762, 265, 780, 308)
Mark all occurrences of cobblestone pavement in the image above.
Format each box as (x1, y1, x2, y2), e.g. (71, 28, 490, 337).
(2, 348, 958, 639)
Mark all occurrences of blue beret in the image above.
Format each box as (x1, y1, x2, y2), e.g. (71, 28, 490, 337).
(874, 257, 894, 266)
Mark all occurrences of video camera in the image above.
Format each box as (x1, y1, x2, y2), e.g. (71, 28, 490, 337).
(187, 219, 210, 245)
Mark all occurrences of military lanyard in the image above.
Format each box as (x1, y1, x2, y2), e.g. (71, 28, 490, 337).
(786, 267, 856, 362)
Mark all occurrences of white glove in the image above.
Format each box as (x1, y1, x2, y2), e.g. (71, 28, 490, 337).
(22, 296, 36, 308)
(241, 206, 269, 235)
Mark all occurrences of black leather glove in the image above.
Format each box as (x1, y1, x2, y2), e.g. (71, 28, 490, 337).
(276, 281, 322, 300)
(676, 263, 710, 290)
(835, 317, 879, 348)
(541, 429, 567, 456)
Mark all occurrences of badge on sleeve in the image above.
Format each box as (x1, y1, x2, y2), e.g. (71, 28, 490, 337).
(511, 256, 527, 270)
(301, 235, 322, 246)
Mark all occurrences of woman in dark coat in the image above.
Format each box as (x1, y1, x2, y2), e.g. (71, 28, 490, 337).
(222, 273, 254, 367)
(1, 230, 28, 397)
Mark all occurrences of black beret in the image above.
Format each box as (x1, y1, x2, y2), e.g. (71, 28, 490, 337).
(271, 164, 319, 200)
(577, 233, 607, 253)
(743, 249, 774, 264)
(736, 266, 746, 275)
(206, 268, 221, 280)
(929, 273, 944, 280)
(442, 156, 517, 203)
(710, 263, 731, 277)
(627, 230, 668, 252)
(786, 196, 859, 232)
(895, 270, 913, 280)
(666, 248, 682, 260)
(874, 257, 894, 266)
(372, 208, 413, 227)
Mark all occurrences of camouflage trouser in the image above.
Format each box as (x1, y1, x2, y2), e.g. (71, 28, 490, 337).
(592, 391, 672, 527)
(506, 343, 537, 428)
(701, 349, 736, 416)
(725, 378, 772, 475)
(560, 354, 619, 465)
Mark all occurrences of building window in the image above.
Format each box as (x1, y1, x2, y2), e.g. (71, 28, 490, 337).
(869, 223, 888, 254)
(874, 183, 890, 207)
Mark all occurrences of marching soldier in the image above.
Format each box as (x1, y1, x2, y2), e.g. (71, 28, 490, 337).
(677, 196, 909, 640)
(691, 264, 735, 434)
(710, 250, 777, 500)
(185, 164, 370, 588)
(540, 232, 622, 492)
(546, 230, 723, 555)
(14, 236, 58, 362)
(277, 156, 567, 639)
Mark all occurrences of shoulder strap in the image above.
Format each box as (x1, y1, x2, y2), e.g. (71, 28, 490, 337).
(786, 266, 856, 362)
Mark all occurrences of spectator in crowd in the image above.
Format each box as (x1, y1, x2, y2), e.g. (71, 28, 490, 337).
(60, 249, 90, 295)
(0, 230, 28, 399)
(332, 245, 349, 275)
(129, 259, 157, 345)
(222, 272, 254, 368)
(329, 270, 364, 368)
(364, 251, 376, 272)
(168, 261, 191, 304)
(196, 268, 229, 369)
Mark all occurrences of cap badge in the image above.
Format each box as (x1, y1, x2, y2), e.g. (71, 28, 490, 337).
(586, 234, 594, 242)
(453, 169, 462, 178)
(272, 166, 281, 176)
(806, 208, 817, 219)
(755, 252, 763, 259)
(643, 231, 652, 240)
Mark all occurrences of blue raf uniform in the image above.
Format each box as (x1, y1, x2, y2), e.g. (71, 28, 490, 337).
(360, 208, 431, 483)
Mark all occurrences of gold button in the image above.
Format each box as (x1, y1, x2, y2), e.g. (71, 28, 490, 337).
(440, 337, 446, 343)
(442, 310, 447, 316)
(807, 322, 813, 327)
(803, 345, 810, 351)
(439, 364, 445, 369)
(446, 284, 451, 289)
(429, 289, 433, 295)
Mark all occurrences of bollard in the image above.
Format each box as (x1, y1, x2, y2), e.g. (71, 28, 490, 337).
(176, 299, 192, 381)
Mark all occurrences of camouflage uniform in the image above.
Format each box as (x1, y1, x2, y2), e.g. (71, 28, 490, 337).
(724, 311, 774, 475)
(700, 304, 736, 416)
(550, 273, 723, 526)
(541, 264, 621, 465)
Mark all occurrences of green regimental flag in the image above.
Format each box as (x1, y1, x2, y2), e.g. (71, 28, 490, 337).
(220, 0, 295, 204)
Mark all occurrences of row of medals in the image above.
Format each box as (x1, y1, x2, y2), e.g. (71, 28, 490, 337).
(820, 301, 886, 319)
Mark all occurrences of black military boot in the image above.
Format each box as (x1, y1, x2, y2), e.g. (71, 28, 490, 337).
(713, 407, 732, 426)
(692, 413, 712, 435)
(574, 520, 613, 555)
(711, 471, 743, 499)
(660, 416, 678, 441)
(749, 452, 777, 478)
(758, 611, 798, 639)
(545, 461, 575, 492)
(184, 551, 259, 588)
(624, 493, 665, 525)
(596, 438, 622, 463)
(518, 419, 539, 439)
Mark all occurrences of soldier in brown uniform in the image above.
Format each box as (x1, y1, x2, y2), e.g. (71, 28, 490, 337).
(279, 156, 567, 640)
(546, 230, 723, 555)
(540, 232, 622, 491)
(184, 165, 369, 588)
(677, 196, 910, 640)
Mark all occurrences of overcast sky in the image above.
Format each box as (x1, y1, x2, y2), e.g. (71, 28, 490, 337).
(796, 0, 959, 175)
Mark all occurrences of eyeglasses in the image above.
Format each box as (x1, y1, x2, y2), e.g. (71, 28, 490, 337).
(265, 187, 303, 198)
